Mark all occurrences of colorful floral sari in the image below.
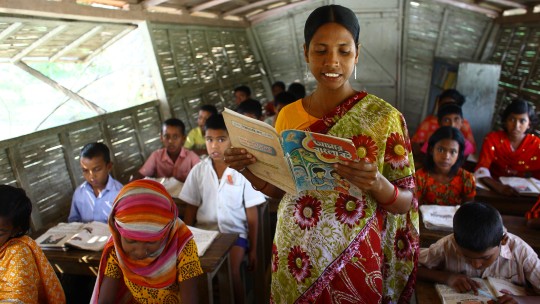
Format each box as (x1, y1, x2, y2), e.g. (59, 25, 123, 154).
(0, 235, 66, 303)
(271, 92, 419, 303)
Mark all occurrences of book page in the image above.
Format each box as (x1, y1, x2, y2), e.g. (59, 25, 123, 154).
(65, 221, 111, 251)
(145, 177, 184, 197)
(223, 108, 296, 194)
(486, 277, 526, 298)
(499, 177, 539, 196)
(419, 205, 459, 231)
(188, 226, 219, 256)
(35, 222, 85, 250)
(280, 130, 361, 195)
(435, 278, 496, 304)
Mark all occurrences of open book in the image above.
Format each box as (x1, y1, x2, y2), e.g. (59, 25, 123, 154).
(223, 108, 360, 195)
(435, 277, 526, 304)
(419, 205, 459, 231)
(35, 221, 110, 251)
(144, 176, 183, 197)
(499, 176, 540, 196)
(188, 226, 219, 256)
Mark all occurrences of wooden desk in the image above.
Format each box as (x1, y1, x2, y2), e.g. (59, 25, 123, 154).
(415, 280, 441, 304)
(44, 233, 237, 304)
(476, 188, 536, 216)
(420, 215, 540, 255)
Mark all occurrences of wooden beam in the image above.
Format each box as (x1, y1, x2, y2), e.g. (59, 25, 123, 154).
(11, 25, 67, 62)
(496, 11, 540, 23)
(223, 0, 280, 16)
(13, 61, 107, 115)
(484, 0, 527, 9)
(190, 0, 232, 12)
(0, 0, 247, 27)
(50, 25, 103, 62)
(141, 0, 168, 9)
(0, 22, 22, 44)
(248, 1, 311, 24)
(83, 26, 133, 64)
(432, 0, 500, 17)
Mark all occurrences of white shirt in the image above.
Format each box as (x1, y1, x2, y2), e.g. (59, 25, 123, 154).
(179, 157, 266, 238)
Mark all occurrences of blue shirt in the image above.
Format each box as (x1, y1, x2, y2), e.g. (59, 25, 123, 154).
(68, 175, 123, 223)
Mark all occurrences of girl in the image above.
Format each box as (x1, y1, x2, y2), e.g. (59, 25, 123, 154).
(223, 4, 418, 303)
(475, 99, 540, 196)
(416, 126, 476, 205)
(92, 179, 202, 304)
(0, 185, 66, 303)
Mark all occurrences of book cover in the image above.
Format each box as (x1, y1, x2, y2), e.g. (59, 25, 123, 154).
(499, 176, 540, 196)
(222, 108, 359, 195)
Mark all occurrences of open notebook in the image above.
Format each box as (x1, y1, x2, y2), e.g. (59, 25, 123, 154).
(189, 226, 219, 256)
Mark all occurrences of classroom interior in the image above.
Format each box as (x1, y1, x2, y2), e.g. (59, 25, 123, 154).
(0, 0, 539, 303)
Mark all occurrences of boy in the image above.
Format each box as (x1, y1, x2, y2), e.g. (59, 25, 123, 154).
(418, 202, 540, 302)
(179, 114, 266, 304)
(236, 98, 263, 121)
(137, 118, 199, 183)
(68, 142, 122, 223)
(184, 104, 218, 156)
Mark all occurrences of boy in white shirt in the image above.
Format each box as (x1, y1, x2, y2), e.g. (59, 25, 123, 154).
(179, 113, 266, 304)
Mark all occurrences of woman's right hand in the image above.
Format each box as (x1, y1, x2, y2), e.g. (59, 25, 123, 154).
(223, 148, 257, 172)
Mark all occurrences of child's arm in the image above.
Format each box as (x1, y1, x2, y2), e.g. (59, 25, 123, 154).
(418, 266, 481, 293)
(246, 206, 259, 272)
(97, 276, 120, 304)
(479, 177, 519, 196)
(179, 276, 199, 304)
(183, 203, 198, 226)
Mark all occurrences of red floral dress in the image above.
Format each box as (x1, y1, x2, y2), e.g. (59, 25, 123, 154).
(411, 115, 476, 152)
(415, 168, 476, 206)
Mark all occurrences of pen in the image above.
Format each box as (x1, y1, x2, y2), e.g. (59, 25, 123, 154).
(476, 288, 497, 301)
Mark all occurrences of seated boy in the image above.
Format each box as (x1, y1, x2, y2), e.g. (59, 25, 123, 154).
(184, 104, 218, 156)
(418, 202, 540, 302)
(68, 142, 122, 223)
(179, 114, 266, 304)
(137, 118, 200, 183)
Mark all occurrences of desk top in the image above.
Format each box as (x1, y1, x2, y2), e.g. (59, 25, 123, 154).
(476, 188, 536, 216)
(420, 214, 540, 255)
(43, 233, 237, 276)
(415, 280, 441, 304)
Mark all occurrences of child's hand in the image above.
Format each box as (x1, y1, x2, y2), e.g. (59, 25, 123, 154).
(447, 273, 481, 293)
(494, 183, 519, 197)
(224, 148, 256, 172)
(335, 160, 380, 192)
(496, 294, 518, 304)
(247, 249, 257, 272)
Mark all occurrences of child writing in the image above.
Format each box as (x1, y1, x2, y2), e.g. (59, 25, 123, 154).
(68, 142, 123, 223)
(0, 185, 66, 303)
(91, 179, 202, 304)
(418, 202, 540, 303)
(184, 104, 218, 156)
(137, 118, 200, 183)
(415, 126, 476, 206)
(475, 99, 540, 196)
(179, 114, 266, 304)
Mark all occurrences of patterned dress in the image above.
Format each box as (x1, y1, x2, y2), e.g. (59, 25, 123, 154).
(476, 131, 540, 179)
(0, 235, 66, 303)
(272, 92, 419, 303)
(415, 168, 476, 206)
(412, 115, 476, 152)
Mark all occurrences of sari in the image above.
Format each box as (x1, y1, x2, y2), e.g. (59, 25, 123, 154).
(0, 235, 65, 304)
(91, 180, 202, 303)
(272, 92, 419, 303)
(475, 131, 540, 180)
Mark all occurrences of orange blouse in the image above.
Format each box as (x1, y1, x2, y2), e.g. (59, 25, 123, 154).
(415, 168, 476, 206)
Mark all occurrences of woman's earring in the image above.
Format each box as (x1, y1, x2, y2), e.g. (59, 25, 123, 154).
(354, 65, 357, 80)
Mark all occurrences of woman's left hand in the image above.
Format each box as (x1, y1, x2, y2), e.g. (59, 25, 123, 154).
(335, 160, 383, 193)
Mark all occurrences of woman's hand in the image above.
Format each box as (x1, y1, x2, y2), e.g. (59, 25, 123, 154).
(335, 160, 382, 192)
(223, 148, 257, 172)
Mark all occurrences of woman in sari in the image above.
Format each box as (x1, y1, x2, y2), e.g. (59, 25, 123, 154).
(0, 185, 66, 304)
(91, 179, 202, 304)
(224, 4, 418, 303)
(475, 98, 540, 196)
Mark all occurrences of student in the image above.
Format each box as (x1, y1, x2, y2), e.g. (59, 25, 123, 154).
(271, 81, 286, 98)
(418, 202, 540, 302)
(0, 185, 66, 303)
(475, 99, 540, 196)
(233, 85, 252, 105)
(69, 142, 122, 223)
(138, 118, 200, 183)
(184, 104, 218, 156)
(91, 179, 202, 303)
(288, 82, 306, 99)
(236, 98, 263, 120)
(412, 89, 476, 155)
(526, 196, 540, 229)
(420, 104, 476, 157)
(415, 126, 476, 206)
(179, 114, 266, 304)
(224, 5, 417, 303)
